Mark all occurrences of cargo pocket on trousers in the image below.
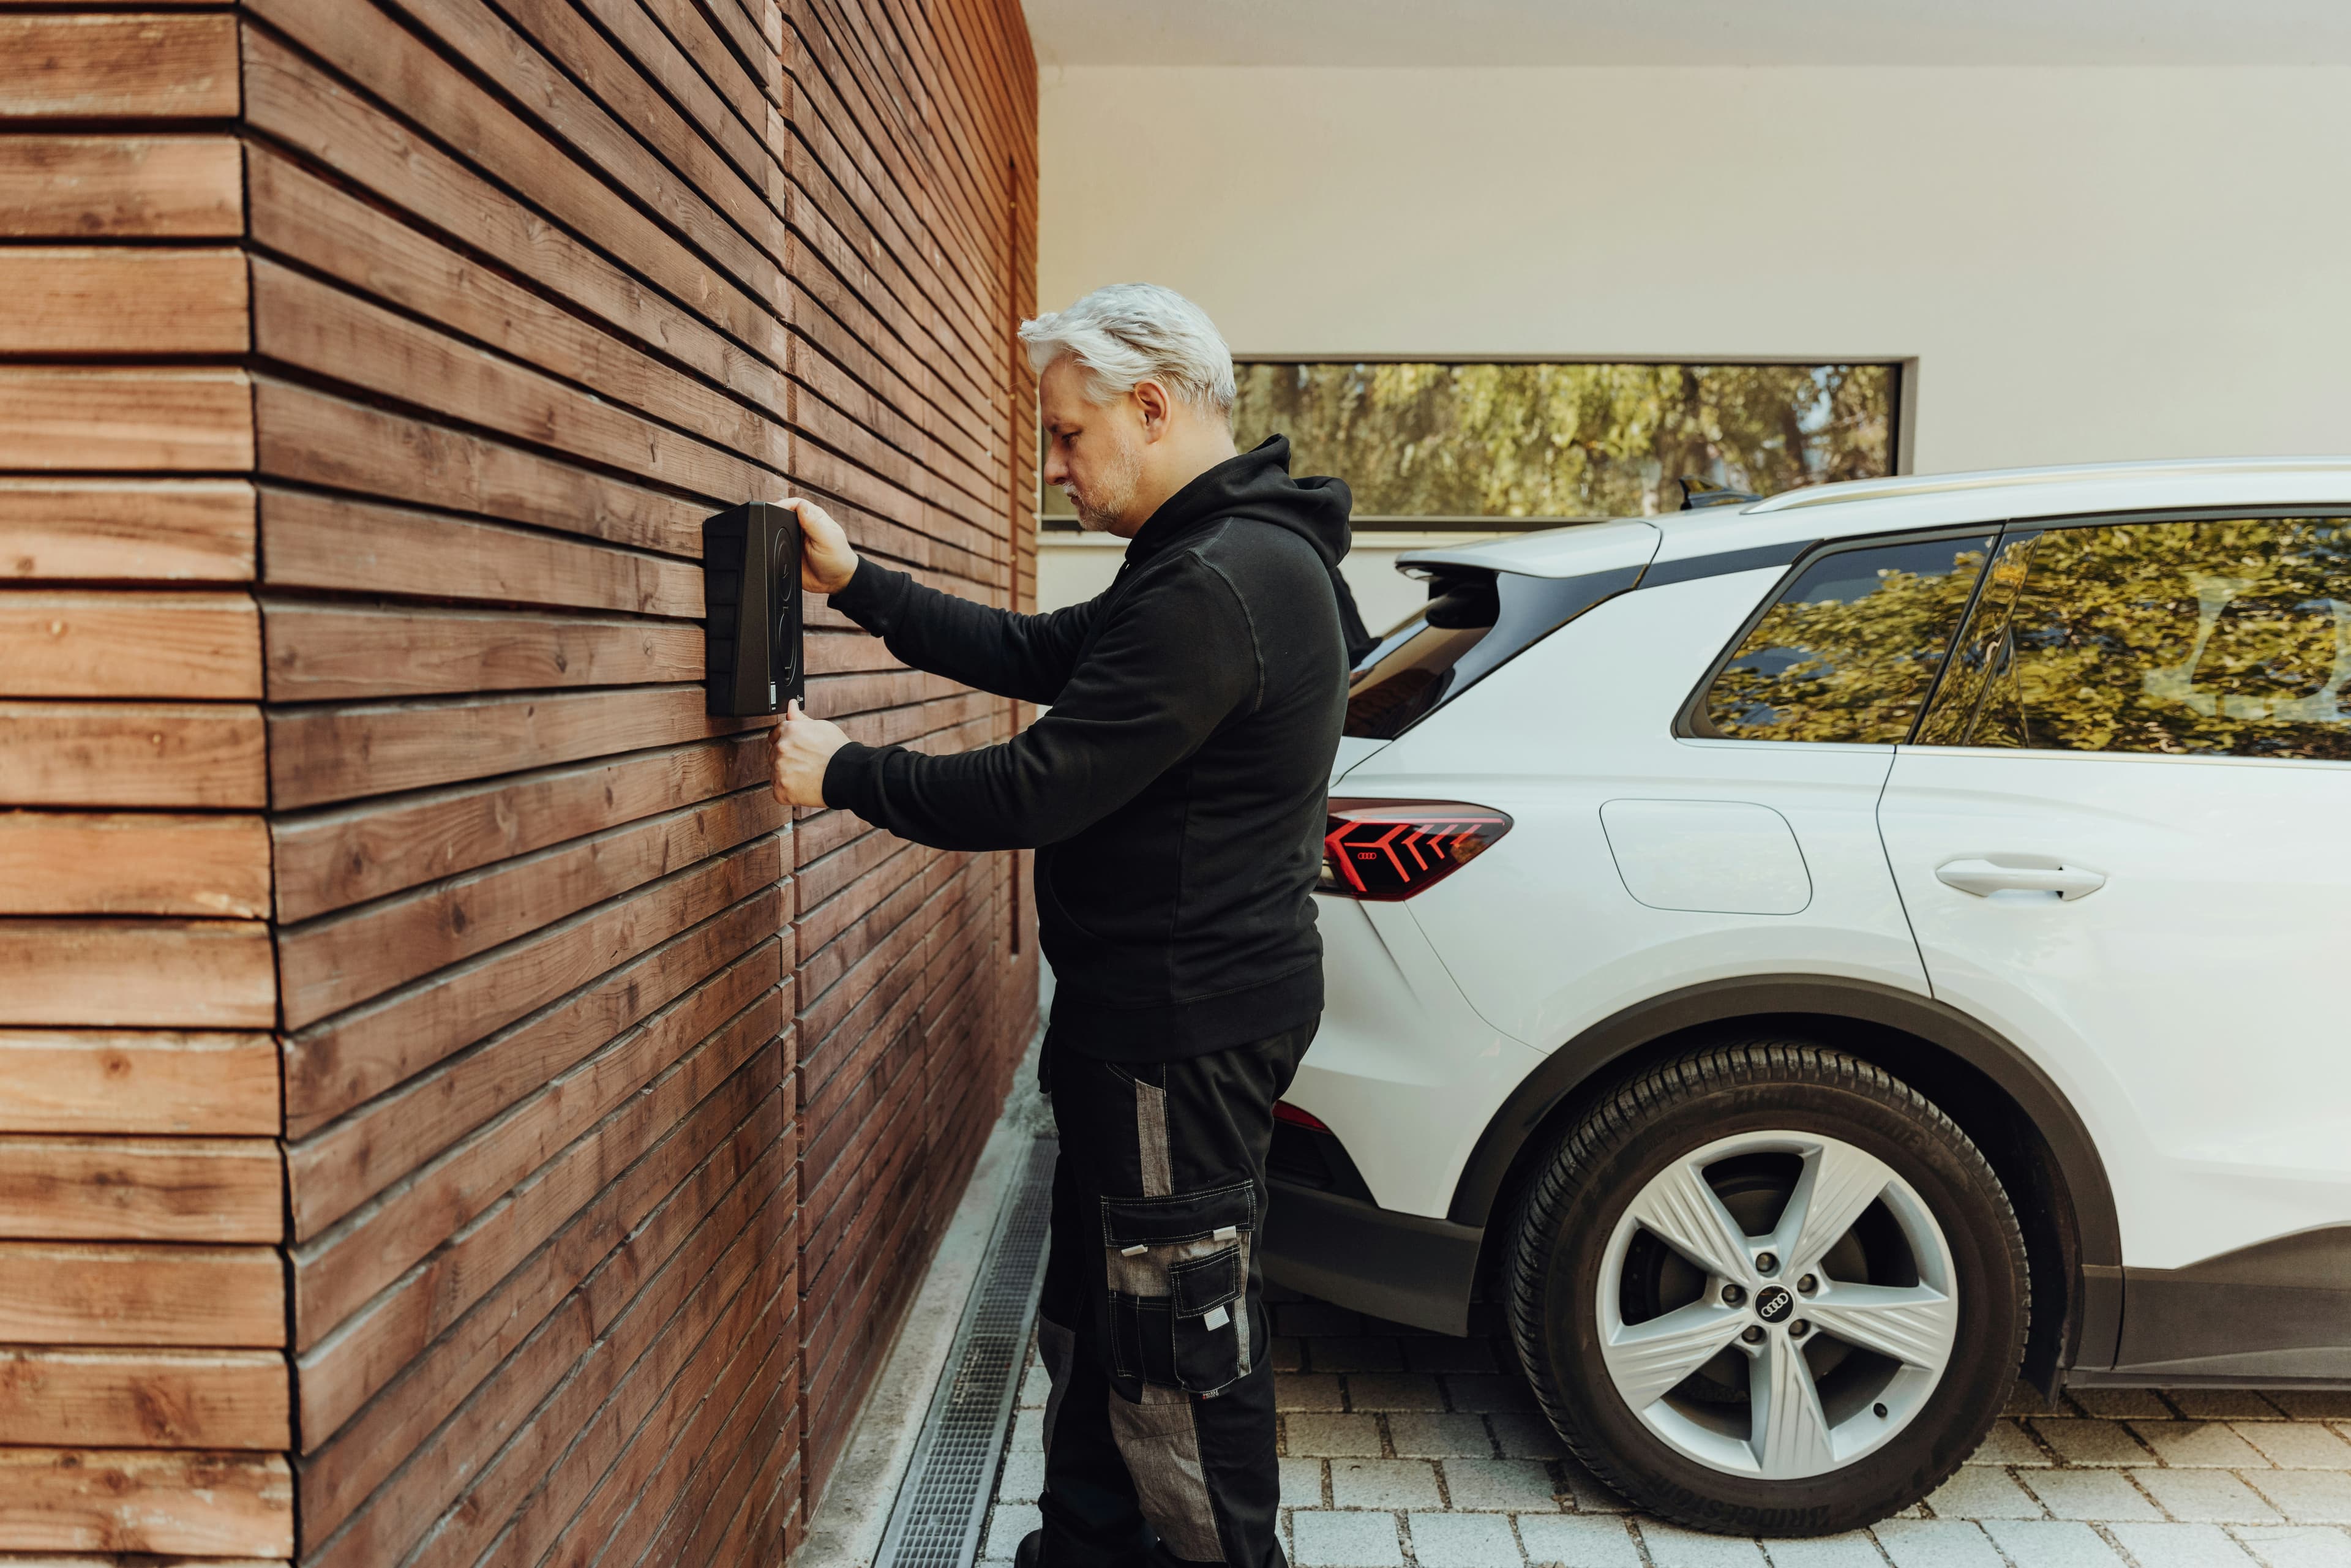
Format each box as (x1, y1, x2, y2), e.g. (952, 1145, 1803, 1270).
(1102, 1182, 1255, 1396)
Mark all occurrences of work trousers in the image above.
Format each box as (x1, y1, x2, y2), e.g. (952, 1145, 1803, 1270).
(1033, 1021, 1313, 1568)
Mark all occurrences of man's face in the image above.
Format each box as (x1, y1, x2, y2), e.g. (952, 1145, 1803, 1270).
(1040, 356, 1146, 535)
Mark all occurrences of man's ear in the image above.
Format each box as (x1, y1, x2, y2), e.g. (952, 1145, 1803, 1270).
(1131, 378, 1173, 442)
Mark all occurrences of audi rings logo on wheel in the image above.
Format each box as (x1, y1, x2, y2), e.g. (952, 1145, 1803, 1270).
(1755, 1285, 1794, 1323)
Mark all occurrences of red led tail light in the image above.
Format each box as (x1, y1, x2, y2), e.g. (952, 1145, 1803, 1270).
(1273, 1100, 1330, 1133)
(1318, 799, 1513, 902)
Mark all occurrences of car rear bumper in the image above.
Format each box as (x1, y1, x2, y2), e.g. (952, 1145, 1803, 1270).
(1261, 1177, 1485, 1336)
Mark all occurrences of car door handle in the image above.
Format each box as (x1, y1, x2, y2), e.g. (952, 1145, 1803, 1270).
(1935, 857, 2107, 901)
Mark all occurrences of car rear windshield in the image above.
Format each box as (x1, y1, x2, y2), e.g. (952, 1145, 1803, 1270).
(1344, 564, 1641, 739)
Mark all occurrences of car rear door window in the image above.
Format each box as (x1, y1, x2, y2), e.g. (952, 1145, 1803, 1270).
(1695, 535, 1994, 743)
(1918, 516, 2351, 759)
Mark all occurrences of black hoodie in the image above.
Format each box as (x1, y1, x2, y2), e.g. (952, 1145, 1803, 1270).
(821, 437, 1360, 1060)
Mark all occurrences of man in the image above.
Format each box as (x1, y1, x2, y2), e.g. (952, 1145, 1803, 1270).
(770, 283, 1363, 1567)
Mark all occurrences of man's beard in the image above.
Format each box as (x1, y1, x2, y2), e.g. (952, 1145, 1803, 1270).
(1064, 441, 1143, 533)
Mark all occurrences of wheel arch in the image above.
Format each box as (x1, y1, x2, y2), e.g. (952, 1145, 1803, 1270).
(1452, 975, 2123, 1385)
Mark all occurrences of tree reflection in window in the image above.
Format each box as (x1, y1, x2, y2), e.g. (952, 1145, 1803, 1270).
(1702, 538, 1992, 744)
(1980, 519, 2351, 759)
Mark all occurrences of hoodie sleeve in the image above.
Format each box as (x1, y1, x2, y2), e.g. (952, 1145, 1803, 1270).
(829, 559, 1100, 705)
(821, 553, 1258, 851)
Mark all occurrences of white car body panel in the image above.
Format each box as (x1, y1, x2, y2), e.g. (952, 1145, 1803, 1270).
(1879, 745, 2351, 1271)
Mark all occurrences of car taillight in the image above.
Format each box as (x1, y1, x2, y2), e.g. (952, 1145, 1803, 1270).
(1318, 799, 1512, 901)
(1273, 1100, 1329, 1132)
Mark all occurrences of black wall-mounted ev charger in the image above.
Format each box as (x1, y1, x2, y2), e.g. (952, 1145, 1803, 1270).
(702, 501, 805, 716)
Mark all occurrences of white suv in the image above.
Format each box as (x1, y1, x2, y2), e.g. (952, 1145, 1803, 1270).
(1262, 459, 2351, 1535)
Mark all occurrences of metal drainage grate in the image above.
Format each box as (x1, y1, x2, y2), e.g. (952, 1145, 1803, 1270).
(875, 1135, 1057, 1568)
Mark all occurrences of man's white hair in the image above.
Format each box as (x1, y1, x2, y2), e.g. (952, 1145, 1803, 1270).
(1019, 283, 1236, 418)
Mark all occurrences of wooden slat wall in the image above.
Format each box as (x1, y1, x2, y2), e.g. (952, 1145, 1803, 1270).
(1, 0, 1037, 1559)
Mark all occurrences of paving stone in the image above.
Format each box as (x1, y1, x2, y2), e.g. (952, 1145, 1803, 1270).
(2230, 1526, 2351, 1568)
(1980, 1519, 2127, 1567)
(1279, 1374, 1349, 1411)
(2245, 1472, 2351, 1525)
(1270, 1336, 1307, 1372)
(2030, 1417, 2156, 1466)
(1490, 1412, 1570, 1460)
(2268, 1395, 2351, 1422)
(1291, 1508, 1405, 1567)
(2107, 1521, 2258, 1567)
(1407, 1510, 1524, 1567)
(1755, 1530, 1885, 1567)
(2132, 1468, 2285, 1524)
(1554, 1457, 1633, 1512)
(1870, 1520, 2006, 1568)
(1280, 1302, 1368, 1337)
(2131, 1421, 2274, 1468)
(2009, 1382, 2061, 1417)
(2020, 1468, 2161, 1522)
(1635, 1521, 1769, 1567)
(1010, 1408, 1044, 1452)
(1286, 1411, 1385, 1458)
(1517, 1514, 1643, 1568)
(1404, 1337, 1498, 1373)
(1968, 1419, 2054, 1466)
(1440, 1457, 1561, 1511)
(983, 1502, 1041, 1559)
(1924, 1465, 2047, 1519)
(1310, 1337, 1408, 1373)
(1387, 1412, 1495, 1458)
(2165, 1389, 2288, 1420)
(997, 1448, 1046, 1504)
(1020, 1363, 1050, 1406)
(1346, 1373, 1447, 1411)
(1330, 1458, 1443, 1510)
(2237, 1424, 2351, 1470)
(2070, 1388, 2173, 1420)
(1445, 1373, 1539, 1413)
(1281, 1456, 1329, 1509)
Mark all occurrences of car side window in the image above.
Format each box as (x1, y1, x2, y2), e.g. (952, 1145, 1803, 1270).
(1925, 516, 2351, 759)
(1695, 535, 1994, 743)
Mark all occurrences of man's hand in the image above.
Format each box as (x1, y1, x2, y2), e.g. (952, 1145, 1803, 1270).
(771, 699, 850, 806)
(776, 495, 859, 593)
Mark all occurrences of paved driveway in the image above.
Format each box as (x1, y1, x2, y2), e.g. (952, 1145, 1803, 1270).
(980, 1289, 2351, 1568)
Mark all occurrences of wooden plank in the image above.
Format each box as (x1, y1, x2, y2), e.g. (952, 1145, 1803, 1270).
(0, 812, 270, 917)
(0, 702, 266, 809)
(0, 1347, 288, 1449)
(257, 487, 700, 618)
(0, 247, 248, 354)
(260, 601, 700, 703)
(0, 134, 244, 239)
(0, 1448, 290, 1557)
(0, 479, 255, 583)
(295, 1067, 780, 1489)
(281, 841, 779, 1131)
(0, 1136, 281, 1242)
(0, 1244, 284, 1347)
(266, 684, 761, 809)
(251, 377, 704, 558)
(0, 13, 241, 119)
(285, 896, 782, 1232)
(269, 733, 768, 922)
(0, 919, 275, 1029)
(0, 1029, 277, 1135)
(248, 260, 784, 502)
(277, 787, 780, 1027)
(0, 591, 260, 700)
(290, 959, 775, 1340)
(0, 369, 252, 473)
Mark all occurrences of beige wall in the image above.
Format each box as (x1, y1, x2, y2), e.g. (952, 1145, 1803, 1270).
(1038, 65, 2351, 478)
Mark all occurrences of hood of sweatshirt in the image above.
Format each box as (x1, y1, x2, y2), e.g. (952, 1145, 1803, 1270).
(1125, 435, 1375, 661)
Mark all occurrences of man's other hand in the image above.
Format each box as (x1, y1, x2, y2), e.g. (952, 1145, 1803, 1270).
(771, 699, 849, 806)
(777, 495, 859, 593)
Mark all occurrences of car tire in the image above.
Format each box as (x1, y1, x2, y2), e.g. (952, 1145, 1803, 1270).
(1503, 1040, 2028, 1536)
